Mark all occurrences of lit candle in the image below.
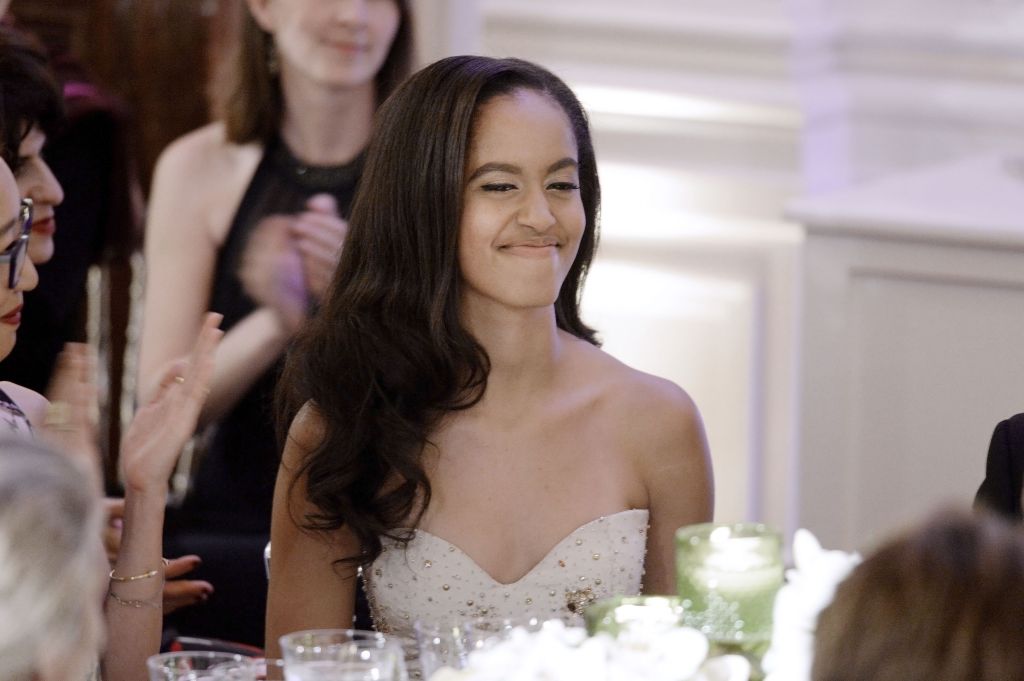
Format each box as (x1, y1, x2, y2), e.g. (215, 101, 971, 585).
(676, 523, 783, 645)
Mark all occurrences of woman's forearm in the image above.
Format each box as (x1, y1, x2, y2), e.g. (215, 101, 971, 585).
(183, 307, 291, 427)
(101, 487, 167, 681)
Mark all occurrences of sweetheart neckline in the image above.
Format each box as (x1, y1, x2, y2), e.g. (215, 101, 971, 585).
(392, 508, 649, 587)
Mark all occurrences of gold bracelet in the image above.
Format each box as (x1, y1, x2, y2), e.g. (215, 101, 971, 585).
(109, 558, 170, 582)
(107, 589, 162, 609)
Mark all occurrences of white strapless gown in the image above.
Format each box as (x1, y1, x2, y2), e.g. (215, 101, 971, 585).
(363, 509, 649, 674)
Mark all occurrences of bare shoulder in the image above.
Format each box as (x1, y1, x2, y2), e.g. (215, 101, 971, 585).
(567, 340, 711, 499)
(283, 401, 328, 469)
(570, 342, 703, 445)
(149, 122, 262, 241)
(153, 122, 254, 179)
(0, 381, 48, 425)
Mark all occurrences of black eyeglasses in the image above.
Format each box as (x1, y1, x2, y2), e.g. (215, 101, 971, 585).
(0, 198, 33, 289)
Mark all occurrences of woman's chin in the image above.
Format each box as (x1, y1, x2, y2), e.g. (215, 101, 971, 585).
(28, 238, 55, 266)
(0, 332, 16, 362)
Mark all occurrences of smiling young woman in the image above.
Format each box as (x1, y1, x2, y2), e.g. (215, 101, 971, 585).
(267, 56, 713, 668)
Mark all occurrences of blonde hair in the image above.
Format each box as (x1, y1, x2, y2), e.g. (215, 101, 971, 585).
(0, 438, 105, 681)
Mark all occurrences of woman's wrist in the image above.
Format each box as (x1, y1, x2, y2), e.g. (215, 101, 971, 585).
(121, 480, 170, 505)
(262, 304, 305, 338)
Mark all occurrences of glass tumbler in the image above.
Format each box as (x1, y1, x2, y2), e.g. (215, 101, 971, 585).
(675, 522, 783, 647)
(279, 629, 406, 681)
(147, 652, 257, 681)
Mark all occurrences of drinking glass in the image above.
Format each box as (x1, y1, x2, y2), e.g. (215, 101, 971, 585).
(675, 523, 783, 647)
(414, 617, 549, 678)
(147, 652, 257, 681)
(414, 622, 472, 678)
(584, 596, 683, 638)
(279, 629, 405, 681)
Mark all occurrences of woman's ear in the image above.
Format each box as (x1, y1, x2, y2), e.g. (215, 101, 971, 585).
(245, 0, 276, 33)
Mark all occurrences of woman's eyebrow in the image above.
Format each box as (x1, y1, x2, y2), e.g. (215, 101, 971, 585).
(547, 157, 578, 173)
(467, 162, 520, 181)
(467, 157, 578, 182)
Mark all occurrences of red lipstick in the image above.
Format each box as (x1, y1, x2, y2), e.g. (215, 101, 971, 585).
(1, 305, 22, 326)
(32, 217, 56, 237)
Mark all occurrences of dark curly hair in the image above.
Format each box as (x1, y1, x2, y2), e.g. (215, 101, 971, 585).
(0, 26, 64, 172)
(277, 55, 602, 565)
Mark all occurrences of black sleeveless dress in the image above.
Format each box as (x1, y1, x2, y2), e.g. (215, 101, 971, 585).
(164, 136, 365, 646)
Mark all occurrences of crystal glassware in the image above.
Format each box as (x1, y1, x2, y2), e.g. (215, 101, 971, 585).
(675, 522, 783, 647)
(279, 629, 406, 681)
(147, 652, 257, 681)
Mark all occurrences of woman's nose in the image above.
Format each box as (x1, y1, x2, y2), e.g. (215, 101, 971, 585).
(517, 188, 557, 232)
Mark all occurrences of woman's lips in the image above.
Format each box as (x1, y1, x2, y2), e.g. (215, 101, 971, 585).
(32, 217, 56, 237)
(1, 305, 22, 326)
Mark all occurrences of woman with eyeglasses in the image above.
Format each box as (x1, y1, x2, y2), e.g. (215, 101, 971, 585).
(0, 194, 40, 434)
(0, 150, 226, 680)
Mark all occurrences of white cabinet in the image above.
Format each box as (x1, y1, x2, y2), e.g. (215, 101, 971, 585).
(793, 154, 1024, 550)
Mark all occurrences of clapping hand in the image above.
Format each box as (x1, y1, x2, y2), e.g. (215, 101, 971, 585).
(41, 342, 100, 490)
(292, 193, 347, 301)
(120, 312, 222, 494)
(119, 313, 222, 614)
(239, 215, 309, 333)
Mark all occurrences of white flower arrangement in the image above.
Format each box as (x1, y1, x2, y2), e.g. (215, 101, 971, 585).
(428, 620, 749, 681)
(760, 530, 861, 681)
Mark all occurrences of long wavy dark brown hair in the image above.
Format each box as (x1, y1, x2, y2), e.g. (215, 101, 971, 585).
(277, 56, 602, 565)
(213, 0, 414, 145)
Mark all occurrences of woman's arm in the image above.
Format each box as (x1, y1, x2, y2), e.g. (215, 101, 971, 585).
(634, 382, 714, 595)
(137, 126, 287, 426)
(265, 404, 360, 661)
(102, 313, 221, 681)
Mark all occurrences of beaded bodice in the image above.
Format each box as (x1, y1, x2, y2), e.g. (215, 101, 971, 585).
(364, 509, 649, 672)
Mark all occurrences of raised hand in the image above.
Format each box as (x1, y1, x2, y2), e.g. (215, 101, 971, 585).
(120, 312, 223, 494)
(239, 215, 309, 333)
(292, 193, 347, 301)
(41, 342, 101, 490)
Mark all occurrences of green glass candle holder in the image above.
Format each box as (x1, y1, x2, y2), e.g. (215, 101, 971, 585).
(675, 522, 783, 648)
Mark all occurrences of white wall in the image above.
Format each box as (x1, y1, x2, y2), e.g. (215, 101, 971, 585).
(412, 0, 1024, 551)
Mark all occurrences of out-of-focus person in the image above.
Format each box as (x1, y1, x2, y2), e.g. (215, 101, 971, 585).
(139, 0, 413, 645)
(813, 509, 1024, 681)
(974, 413, 1024, 521)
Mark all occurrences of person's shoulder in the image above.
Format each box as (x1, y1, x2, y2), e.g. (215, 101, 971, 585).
(571, 341, 700, 428)
(154, 121, 259, 181)
(568, 341, 707, 465)
(0, 381, 48, 425)
(283, 401, 328, 467)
